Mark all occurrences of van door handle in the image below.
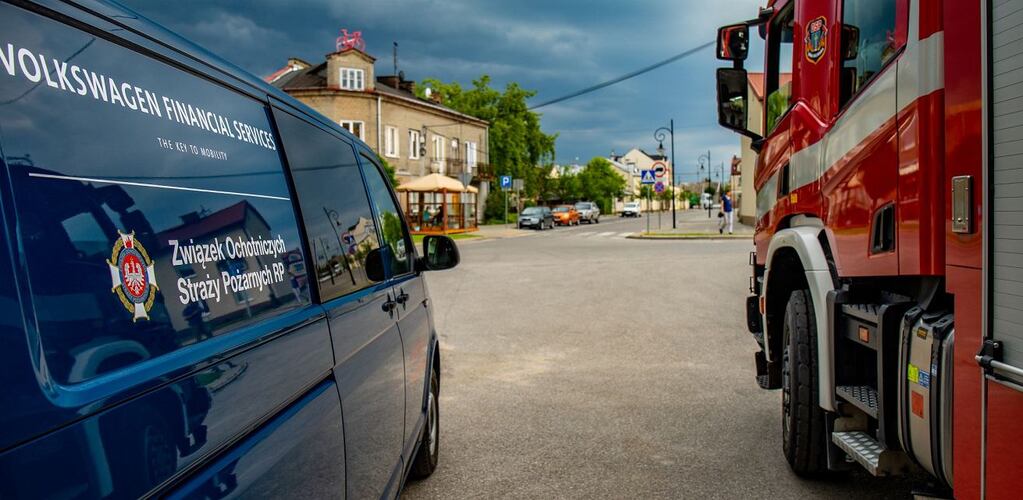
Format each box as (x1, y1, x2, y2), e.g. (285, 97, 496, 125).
(396, 289, 409, 309)
(382, 295, 397, 314)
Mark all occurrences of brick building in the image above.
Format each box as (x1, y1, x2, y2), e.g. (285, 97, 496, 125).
(267, 48, 491, 190)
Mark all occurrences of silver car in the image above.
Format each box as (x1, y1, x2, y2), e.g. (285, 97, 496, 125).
(574, 202, 601, 224)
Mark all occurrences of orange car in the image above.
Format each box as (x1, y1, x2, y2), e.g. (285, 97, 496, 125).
(552, 205, 581, 226)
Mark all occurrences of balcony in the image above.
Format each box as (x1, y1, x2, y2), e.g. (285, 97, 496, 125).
(428, 158, 494, 181)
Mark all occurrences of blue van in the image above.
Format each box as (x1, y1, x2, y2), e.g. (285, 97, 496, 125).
(0, 0, 458, 497)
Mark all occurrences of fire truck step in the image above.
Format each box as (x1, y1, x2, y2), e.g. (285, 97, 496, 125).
(836, 385, 879, 418)
(831, 431, 908, 476)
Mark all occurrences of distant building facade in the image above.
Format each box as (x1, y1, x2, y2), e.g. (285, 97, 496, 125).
(739, 72, 792, 226)
(267, 48, 491, 189)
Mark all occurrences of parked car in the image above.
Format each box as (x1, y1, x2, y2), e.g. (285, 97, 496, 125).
(0, 2, 458, 498)
(575, 202, 601, 224)
(552, 205, 581, 226)
(622, 201, 642, 217)
(519, 206, 554, 230)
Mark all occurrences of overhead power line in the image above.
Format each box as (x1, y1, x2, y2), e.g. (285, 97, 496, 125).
(529, 40, 715, 110)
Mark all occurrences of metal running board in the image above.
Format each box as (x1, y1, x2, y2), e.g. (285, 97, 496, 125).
(836, 385, 879, 418)
(831, 431, 909, 476)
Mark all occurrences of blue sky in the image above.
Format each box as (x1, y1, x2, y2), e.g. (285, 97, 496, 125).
(121, 0, 767, 183)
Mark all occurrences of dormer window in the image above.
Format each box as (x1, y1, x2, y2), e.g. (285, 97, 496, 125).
(339, 68, 364, 90)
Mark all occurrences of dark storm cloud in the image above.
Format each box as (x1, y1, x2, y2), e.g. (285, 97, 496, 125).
(120, 0, 764, 177)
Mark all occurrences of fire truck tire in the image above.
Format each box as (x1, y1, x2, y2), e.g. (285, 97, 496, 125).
(781, 289, 828, 476)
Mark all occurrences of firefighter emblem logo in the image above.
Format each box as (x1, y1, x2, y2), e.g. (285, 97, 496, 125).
(804, 16, 828, 63)
(108, 231, 158, 321)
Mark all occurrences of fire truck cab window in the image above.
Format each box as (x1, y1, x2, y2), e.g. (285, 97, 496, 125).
(840, 0, 897, 106)
(765, 5, 794, 135)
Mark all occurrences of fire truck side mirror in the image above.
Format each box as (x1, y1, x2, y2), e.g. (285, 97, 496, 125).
(717, 24, 750, 62)
(841, 24, 860, 61)
(716, 67, 762, 142)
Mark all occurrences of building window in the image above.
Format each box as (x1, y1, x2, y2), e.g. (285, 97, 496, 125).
(339, 68, 364, 91)
(384, 126, 399, 158)
(433, 133, 446, 160)
(339, 120, 364, 140)
(466, 141, 478, 170)
(409, 129, 422, 159)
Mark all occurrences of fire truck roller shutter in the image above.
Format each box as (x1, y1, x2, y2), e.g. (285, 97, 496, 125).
(991, 0, 1023, 383)
(764, 224, 839, 412)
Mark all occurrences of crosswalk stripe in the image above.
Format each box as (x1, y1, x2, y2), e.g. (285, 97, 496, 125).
(598, 231, 615, 237)
(617, 232, 632, 238)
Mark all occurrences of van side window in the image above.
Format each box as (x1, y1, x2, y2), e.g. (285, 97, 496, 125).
(273, 109, 381, 302)
(0, 3, 308, 384)
(361, 155, 412, 277)
(840, 0, 898, 106)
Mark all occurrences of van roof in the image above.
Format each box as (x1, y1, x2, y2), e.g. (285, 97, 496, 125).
(70, 0, 351, 137)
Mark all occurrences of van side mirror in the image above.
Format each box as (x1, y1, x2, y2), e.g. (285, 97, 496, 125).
(716, 67, 762, 142)
(717, 24, 750, 61)
(841, 24, 860, 61)
(418, 235, 459, 272)
(365, 247, 386, 282)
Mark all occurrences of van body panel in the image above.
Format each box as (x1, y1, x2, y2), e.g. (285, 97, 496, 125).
(0, 0, 442, 496)
(166, 380, 346, 500)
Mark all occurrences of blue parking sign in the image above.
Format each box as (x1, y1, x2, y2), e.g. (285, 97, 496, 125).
(500, 175, 512, 190)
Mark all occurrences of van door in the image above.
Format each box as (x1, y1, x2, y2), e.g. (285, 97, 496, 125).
(359, 152, 434, 459)
(272, 106, 407, 499)
(0, 4, 340, 497)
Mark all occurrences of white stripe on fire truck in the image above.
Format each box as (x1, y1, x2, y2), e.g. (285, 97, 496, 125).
(787, 31, 945, 194)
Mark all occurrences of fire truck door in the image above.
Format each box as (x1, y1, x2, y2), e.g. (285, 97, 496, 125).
(984, 0, 1023, 495)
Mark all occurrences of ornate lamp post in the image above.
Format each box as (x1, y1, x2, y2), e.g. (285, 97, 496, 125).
(654, 120, 677, 229)
(698, 150, 712, 218)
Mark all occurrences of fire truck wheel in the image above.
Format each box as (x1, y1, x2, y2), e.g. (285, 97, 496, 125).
(781, 289, 828, 476)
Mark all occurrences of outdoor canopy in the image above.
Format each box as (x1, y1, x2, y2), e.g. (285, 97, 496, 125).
(395, 173, 478, 193)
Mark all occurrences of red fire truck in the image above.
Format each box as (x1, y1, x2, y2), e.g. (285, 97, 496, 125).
(715, 0, 1022, 497)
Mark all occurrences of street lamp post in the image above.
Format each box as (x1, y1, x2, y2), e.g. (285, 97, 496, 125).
(698, 150, 711, 218)
(654, 120, 677, 229)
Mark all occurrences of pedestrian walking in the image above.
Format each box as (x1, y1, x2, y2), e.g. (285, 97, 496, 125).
(719, 188, 734, 234)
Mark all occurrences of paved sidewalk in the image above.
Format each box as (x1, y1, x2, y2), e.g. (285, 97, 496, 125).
(630, 209, 754, 238)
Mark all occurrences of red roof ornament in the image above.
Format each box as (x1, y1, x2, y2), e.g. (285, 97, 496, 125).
(336, 29, 366, 52)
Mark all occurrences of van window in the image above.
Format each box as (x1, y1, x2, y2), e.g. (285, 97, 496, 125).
(0, 3, 308, 385)
(273, 109, 381, 302)
(361, 155, 412, 277)
(840, 0, 898, 106)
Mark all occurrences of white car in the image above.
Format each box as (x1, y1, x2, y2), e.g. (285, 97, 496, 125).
(621, 201, 641, 217)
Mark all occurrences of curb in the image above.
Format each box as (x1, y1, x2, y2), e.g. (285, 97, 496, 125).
(626, 233, 752, 240)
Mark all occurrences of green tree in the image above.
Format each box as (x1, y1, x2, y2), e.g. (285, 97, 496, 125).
(377, 154, 400, 187)
(484, 188, 509, 223)
(577, 157, 627, 213)
(657, 189, 674, 209)
(416, 76, 556, 198)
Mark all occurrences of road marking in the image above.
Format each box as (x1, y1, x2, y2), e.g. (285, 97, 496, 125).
(598, 232, 615, 237)
(617, 232, 633, 238)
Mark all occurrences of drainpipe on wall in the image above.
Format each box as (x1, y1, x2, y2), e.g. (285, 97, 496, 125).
(376, 95, 382, 154)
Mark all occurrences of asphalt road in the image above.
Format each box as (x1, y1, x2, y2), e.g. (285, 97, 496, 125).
(402, 212, 920, 499)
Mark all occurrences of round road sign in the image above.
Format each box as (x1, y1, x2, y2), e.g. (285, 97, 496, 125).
(652, 161, 667, 178)
(654, 181, 665, 193)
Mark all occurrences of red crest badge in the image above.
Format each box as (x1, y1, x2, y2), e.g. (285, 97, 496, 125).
(804, 16, 828, 63)
(108, 231, 158, 321)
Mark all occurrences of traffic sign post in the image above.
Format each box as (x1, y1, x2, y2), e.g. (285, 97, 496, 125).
(501, 175, 511, 228)
(652, 161, 667, 179)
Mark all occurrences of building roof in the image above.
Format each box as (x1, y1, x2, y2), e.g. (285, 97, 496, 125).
(157, 201, 269, 249)
(747, 72, 793, 100)
(267, 58, 489, 127)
